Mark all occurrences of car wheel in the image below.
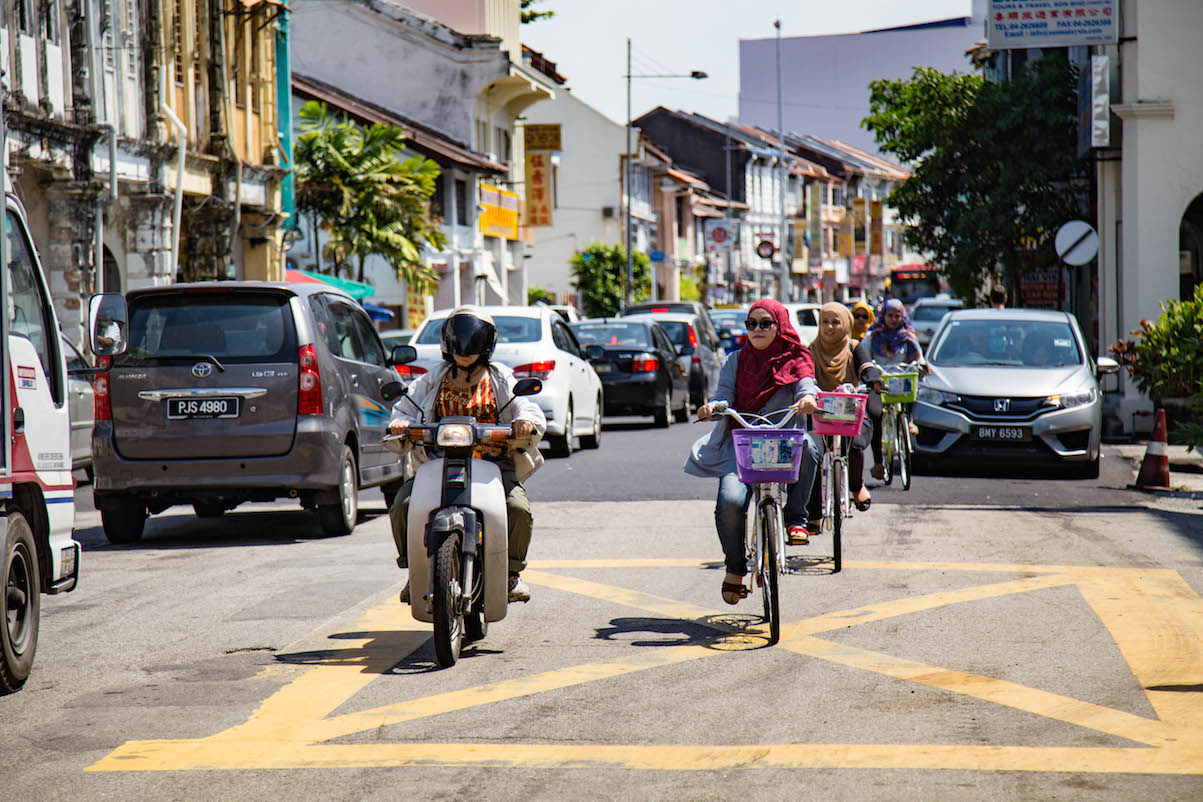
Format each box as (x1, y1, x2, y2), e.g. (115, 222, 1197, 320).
(317, 446, 359, 536)
(82, 465, 94, 485)
(580, 395, 602, 449)
(549, 402, 575, 458)
(192, 502, 225, 519)
(653, 393, 672, 428)
(1, 512, 39, 693)
(100, 498, 147, 545)
(1075, 456, 1100, 480)
(674, 388, 693, 423)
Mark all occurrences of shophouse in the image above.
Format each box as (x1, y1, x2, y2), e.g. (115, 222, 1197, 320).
(289, 0, 560, 315)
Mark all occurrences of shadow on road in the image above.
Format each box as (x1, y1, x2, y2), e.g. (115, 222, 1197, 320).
(595, 615, 773, 651)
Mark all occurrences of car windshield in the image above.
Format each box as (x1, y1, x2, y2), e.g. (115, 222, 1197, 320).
(913, 304, 958, 322)
(571, 323, 652, 348)
(414, 315, 542, 344)
(929, 319, 1082, 367)
(123, 294, 295, 363)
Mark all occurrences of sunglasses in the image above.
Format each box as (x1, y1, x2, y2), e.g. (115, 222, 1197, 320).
(744, 318, 777, 331)
(853, 313, 870, 321)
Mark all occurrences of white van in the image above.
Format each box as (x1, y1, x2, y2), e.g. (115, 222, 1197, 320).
(1, 171, 82, 693)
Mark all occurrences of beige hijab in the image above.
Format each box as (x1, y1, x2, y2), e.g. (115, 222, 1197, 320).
(810, 302, 855, 392)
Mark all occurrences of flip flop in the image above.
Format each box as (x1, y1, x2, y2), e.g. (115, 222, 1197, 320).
(787, 524, 816, 546)
(855, 497, 872, 512)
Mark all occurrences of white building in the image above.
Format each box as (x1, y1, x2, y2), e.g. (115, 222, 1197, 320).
(290, 0, 559, 318)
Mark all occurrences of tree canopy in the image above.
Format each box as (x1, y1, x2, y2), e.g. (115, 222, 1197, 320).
(863, 57, 1090, 302)
(294, 101, 447, 289)
(520, 0, 553, 24)
(570, 242, 649, 318)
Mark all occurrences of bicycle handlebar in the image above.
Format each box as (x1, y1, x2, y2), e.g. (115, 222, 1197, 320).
(711, 403, 800, 430)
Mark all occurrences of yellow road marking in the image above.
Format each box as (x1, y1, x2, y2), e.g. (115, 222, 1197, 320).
(88, 559, 1203, 775)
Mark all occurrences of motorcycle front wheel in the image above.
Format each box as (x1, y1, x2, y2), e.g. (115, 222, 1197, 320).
(432, 535, 465, 667)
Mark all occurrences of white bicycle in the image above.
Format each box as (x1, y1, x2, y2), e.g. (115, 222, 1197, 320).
(812, 388, 870, 574)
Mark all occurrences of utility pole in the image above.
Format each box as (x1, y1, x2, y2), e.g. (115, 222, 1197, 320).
(775, 19, 789, 302)
(625, 37, 634, 308)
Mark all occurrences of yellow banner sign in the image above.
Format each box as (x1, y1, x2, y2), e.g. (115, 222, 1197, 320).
(479, 184, 520, 241)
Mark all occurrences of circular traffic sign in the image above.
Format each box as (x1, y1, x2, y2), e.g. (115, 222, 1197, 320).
(710, 227, 729, 244)
(756, 240, 776, 260)
(1055, 220, 1099, 266)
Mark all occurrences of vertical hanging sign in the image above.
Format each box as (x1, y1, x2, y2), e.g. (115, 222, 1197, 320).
(525, 151, 553, 227)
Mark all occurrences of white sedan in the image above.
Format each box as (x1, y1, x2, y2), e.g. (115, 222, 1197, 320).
(407, 306, 603, 457)
(782, 303, 823, 345)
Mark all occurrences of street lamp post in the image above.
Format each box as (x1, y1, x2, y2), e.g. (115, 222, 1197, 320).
(624, 39, 707, 307)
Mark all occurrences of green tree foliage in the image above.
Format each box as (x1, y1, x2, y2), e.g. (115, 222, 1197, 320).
(863, 57, 1089, 302)
(570, 242, 650, 318)
(1111, 283, 1203, 405)
(527, 284, 553, 305)
(520, 0, 553, 24)
(294, 101, 447, 289)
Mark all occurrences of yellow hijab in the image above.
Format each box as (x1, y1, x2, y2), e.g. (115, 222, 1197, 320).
(809, 303, 856, 392)
(850, 301, 875, 342)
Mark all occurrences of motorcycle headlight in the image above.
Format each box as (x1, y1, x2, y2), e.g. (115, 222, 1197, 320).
(436, 423, 474, 447)
(1044, 388, 1096, 409)
(917, 388, 960, 406)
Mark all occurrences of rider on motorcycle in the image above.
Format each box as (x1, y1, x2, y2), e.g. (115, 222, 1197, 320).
(387, 306, 547, 603)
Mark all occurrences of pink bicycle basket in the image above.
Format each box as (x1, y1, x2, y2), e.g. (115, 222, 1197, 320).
(732, 428, 808, 483)
(812, 392, 868, 437)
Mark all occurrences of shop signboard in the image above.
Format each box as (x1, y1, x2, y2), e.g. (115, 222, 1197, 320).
(870, 200, 883, 255)
(1020, 267, 1060, 309)
(523, 153, 553, 228)
(987, 1, 1117, 50)
(524, 124, 562, 152)
(705, 218, 735, 253)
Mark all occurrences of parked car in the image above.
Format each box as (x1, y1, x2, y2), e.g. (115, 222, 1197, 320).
(709, 308, 748, 353)
(909, 297, 964, 346)
(621, 301, 722, 350)
(407, 305, 603, 457)
(91, 282, 409, 543)
(571, 318, 690, 426)
(912, 309, 1119, 478)
(62, 336, 95, 480)
(622, 312, 723, 406)
(379, 328, 414, 350)
(549, 304, 583, 324)
(782, 303, 823, 345)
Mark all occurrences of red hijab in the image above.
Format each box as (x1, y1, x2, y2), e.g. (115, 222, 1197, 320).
(734, 299, 815, 413)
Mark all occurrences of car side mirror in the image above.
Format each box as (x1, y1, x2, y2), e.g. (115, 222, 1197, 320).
(380, 381, 405, 402)
(513, 378, 543, 397)
(389, 344, 417, 366)
(678, 345, 695, 357)
(584, 344, 604, 361)
(1096, 356, 1120, 375)
(88, 292, 128, 357)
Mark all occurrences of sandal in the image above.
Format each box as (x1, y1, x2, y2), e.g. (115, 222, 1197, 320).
(787, 523, 817, 546)
(854, 497, 872, 512)
(721, 579, 749, 605)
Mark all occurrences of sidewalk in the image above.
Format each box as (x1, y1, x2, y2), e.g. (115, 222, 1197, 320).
(1110, 442, 1203, 493)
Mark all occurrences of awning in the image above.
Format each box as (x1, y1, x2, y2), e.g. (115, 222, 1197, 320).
(362, 301, 395, 322)
(284, 268, 375, 300)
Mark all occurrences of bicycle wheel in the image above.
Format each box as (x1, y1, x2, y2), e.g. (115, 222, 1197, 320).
(432, 535, 465, 667)
(882, 409, 895, 486)
(832, 458, 844, 573)
(900, 413, 913, 491)
(759, 502, 781, 645)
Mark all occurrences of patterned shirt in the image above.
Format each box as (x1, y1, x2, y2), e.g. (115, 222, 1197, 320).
(435, 373, 503, 459)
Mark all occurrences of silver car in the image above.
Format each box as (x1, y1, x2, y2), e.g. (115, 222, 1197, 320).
(912, 309, 1119, 478)
(909, 297, 964, 346)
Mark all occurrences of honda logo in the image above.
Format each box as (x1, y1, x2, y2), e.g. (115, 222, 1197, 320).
(993, 398, 1011, 412)
(192, 362, 213, 378)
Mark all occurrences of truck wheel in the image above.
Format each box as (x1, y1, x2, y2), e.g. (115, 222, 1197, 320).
(1, 512, 40, 693)
(101, 499, 146, 544)
(317, 446, 359, 536)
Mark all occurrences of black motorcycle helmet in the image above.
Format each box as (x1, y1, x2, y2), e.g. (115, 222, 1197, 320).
(440, 306, 498, 376)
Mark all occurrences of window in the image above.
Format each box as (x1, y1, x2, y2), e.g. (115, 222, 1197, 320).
(352, 311, 385, 366)
(327, 301, 366, 362)
(551, 321, 581, 358)
(125, 294, 295, 362)
(455, 179, 468, 226)
(430, 176, 445, 219)
(64, 338, 89, 371)
(172, 0, 185, 84)
(43, 0, 60, 42)
(123, 0, 138, 75)
(414, 315, 541, 345)
(250, 19, 261, 113)
(308, 294, 340, 355)
(6, 211, 64, 405)
(17, 0, 34, 33)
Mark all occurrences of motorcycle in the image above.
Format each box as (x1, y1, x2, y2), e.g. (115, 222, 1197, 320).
(382, 375, 543, 667)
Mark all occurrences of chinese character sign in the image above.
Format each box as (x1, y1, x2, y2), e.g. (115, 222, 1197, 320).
(525, 151, 554, 228)
(987, 1, 1117, 49)
(870, 200, 883, 255)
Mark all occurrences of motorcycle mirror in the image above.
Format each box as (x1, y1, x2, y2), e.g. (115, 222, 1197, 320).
(389, 344, 418, 366)
(512, 378, 543, 397)
(88, 292, 129, 357)
(380, 381, 405, 402)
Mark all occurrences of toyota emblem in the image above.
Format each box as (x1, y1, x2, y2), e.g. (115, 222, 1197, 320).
(993, 398, 1011, 412)
(192, 362, 213, 378)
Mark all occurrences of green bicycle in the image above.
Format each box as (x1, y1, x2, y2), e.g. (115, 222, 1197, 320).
(878, 361, 923, 491)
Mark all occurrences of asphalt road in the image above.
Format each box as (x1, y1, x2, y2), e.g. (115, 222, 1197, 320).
(3, 420, 1202, 800)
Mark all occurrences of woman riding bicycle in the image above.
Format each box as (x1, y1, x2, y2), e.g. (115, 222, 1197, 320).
(805, 303, 881, 529)
(686, 300, 819, 605)
(387, 306, 547, 604)
(865, 299, 927, 480)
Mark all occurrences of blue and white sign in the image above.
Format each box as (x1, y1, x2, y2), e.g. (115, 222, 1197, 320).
(649, 250, 666, 263)
(987, 1, 1118, 50)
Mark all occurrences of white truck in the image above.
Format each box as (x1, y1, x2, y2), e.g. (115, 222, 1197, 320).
(1, 167, 83, 693)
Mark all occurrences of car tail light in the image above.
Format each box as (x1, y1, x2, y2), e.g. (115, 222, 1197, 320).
(631, 354, 659, 372)
(513, 360, 555, 380)
(93, 356, 111, 420)
(650, 307, 670, 313)
(393, 364, 427, 378)
(298, 344, 323, 415)
(687, 325, 698, 347)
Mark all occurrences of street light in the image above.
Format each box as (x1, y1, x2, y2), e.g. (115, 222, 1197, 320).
(625, 38, 708, 307)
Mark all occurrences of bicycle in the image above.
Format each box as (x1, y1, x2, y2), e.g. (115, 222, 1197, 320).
(812, 388, 870, 574)
(711, 402, 808, 646)
(878, 360, 923, 491)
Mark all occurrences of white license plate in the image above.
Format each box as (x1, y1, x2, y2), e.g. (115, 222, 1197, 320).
(594, 363, 614, 373)
(973, 425, 1030, 442)
(887, 376, 913, 395)
(167, 397, 240, 419)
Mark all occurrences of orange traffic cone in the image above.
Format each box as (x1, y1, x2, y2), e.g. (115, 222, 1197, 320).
(1135, 409, 1171, 491)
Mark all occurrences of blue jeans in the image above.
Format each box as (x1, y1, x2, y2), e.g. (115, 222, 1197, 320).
(714, 433, 819, 576)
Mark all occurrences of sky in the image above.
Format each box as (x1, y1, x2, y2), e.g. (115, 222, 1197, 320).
(522, 0, 975, 125)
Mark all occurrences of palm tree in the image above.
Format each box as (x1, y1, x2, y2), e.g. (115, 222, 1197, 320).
(294, 101, 447, 288)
